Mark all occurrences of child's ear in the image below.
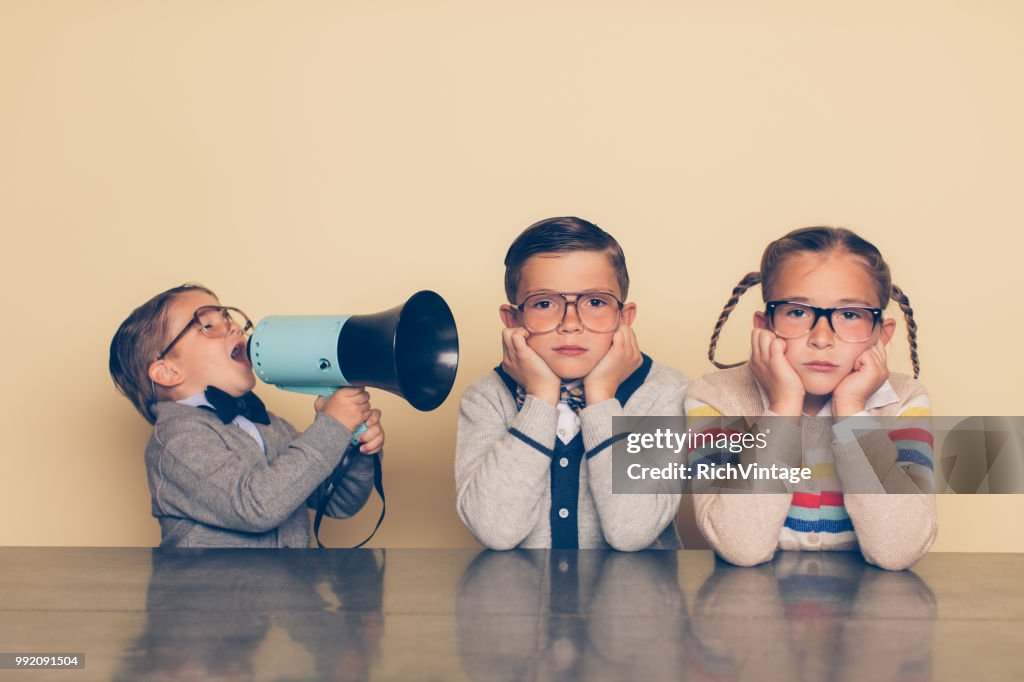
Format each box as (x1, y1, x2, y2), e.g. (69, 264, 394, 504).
(880, 317, 897, 345)
(753, 311, 770, 330)
(621, 302, 637, 326)
(149, 359, 184, 389)
(499, 304, 520, 330)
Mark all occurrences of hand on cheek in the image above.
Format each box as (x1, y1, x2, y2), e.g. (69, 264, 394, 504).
(833, 338, 889, 418)
(584, 326, 642, 404)
(749, 328, 805, 416)
(501, 327, 561, 405)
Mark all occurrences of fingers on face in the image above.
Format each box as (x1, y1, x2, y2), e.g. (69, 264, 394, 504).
(755, 328, 774, 363)
(622, 325, 639, 351)
(501, 327, 516, 348)
(625, 327, 641, 363)
(875, 339, 888, 363)
(504, 328, 532, 357)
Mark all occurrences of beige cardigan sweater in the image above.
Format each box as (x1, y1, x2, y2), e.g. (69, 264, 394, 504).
(684, 366, 937, 571)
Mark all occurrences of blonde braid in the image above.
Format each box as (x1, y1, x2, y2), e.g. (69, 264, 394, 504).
(890, 284, 920, 378)
(709, 272, 761, 369)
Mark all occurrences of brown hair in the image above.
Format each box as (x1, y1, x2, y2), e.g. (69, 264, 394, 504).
(503, 216, 629, 303)
(109, 283, 217, 423)
(708, 227, 920, 378)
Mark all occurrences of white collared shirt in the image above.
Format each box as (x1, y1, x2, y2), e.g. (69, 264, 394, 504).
(177, 392, 267, 453)
(555, 379, 584, 445)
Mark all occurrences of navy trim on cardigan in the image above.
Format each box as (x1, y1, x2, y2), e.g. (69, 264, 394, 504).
(585, 432, 630, 460)
(615, 353, 653, 405)
(550, 433, 584, 549)
(493, 363, 520, 399)
(508, 428, 555, 458)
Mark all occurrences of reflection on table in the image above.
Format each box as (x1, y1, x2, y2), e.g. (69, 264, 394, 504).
(3, 548, 1018, 681)
(688, 552, 936, 682)
(455, 550, 935, 682)
(113, 550, 384, 682)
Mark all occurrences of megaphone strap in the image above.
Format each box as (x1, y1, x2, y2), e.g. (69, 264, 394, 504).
(313, 452, 386, 549)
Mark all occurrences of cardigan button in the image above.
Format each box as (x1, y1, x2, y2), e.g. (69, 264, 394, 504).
(558, 508, 570, 519)
(559, 457, 569, 468)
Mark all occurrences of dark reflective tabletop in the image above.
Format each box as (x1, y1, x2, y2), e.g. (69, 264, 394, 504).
(1, 549, 1021, 681)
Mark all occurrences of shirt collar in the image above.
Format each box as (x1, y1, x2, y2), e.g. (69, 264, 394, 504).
(753, 372, 899, 417)
(177, 392, 214, 409)
(176, 391, 264, 435)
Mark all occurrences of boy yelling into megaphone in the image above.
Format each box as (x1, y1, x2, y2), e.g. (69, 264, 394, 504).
(109, 283, 383, 548)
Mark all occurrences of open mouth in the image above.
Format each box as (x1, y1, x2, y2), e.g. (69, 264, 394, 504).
(230, 341, 251, 366)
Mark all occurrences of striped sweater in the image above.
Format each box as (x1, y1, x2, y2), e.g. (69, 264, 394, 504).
(684, 366, 936, 570)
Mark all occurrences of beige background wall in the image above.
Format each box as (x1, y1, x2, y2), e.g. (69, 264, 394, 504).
(2, 1, 1021, 550)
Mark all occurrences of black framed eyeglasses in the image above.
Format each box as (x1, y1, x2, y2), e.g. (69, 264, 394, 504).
(765, 300, 883, 343)
(156, 306, 253, 360)
(514, 291, 624, 334)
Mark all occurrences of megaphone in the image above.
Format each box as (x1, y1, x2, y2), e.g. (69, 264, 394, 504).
(247, 290, 458, 411)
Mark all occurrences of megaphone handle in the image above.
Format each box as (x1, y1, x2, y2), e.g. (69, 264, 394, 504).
(351, 422, 368, 446)
(303, 386, 368, 446)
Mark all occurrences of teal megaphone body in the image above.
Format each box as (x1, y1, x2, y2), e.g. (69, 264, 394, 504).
(247, 290, 458, 412)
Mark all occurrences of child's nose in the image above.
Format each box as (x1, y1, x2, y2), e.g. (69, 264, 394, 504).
(558, 301, 584, 333)
(808, 315, 834, 348)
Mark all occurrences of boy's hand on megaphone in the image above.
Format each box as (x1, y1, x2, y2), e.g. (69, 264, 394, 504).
(315, 386, 372, 433)
(357, 408, 384, 455)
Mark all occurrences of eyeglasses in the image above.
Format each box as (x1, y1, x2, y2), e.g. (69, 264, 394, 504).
(765, 301, 883, 343)
(514, 291, 624, 334)
(156, 306, 253, 360)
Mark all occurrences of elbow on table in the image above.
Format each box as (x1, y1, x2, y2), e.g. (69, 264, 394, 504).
(457, 500, 529, 551)
(477, 533, 524, 551)
(861, 520, 938, 571)
(466, 517, 529, 551)
(603, 524, 661, 552)
(710, 537, 777, 567)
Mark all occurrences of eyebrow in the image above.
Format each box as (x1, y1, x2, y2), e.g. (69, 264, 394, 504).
(522, 288, 617, 296)
(780, 296, 877, 306)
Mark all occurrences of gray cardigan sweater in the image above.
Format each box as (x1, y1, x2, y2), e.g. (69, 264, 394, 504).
(455, 358, 690, 551)
(146, 401, 375, 548)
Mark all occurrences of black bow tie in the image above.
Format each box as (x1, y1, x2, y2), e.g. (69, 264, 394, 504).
(203, 386, 270, 425)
